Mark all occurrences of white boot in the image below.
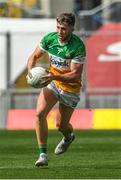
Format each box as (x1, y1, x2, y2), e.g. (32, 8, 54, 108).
(54, 134, 75, 155)
(35, 153, 48, 167)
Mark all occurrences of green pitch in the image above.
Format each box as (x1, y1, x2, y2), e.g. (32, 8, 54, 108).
(0, 130, 121, 179)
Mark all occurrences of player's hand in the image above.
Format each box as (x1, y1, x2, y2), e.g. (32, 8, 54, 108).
(40, 72, 54, 87)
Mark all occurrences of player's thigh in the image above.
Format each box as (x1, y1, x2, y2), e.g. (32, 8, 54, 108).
(36, 87, 58, 115)
(56, 103, 75, 128)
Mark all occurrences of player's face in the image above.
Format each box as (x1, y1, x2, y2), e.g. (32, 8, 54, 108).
(57, 22, 74, 43)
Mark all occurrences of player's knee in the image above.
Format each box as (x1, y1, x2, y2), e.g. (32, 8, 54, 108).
(36, 110, 47, 121)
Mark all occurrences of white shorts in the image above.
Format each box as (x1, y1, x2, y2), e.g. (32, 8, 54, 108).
(47, 82, 80, 108)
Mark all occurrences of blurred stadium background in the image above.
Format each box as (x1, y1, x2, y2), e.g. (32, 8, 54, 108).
(1, 0, 121, 130)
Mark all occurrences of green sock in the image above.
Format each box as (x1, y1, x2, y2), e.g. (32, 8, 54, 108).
(39, 144, 47, 154)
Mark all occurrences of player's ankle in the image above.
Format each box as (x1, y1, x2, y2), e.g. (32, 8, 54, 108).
(39, 144, 47, 154)
(64, 133, 74, 143)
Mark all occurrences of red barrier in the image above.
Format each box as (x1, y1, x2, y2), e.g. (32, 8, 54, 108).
(6, 109, 94, 130)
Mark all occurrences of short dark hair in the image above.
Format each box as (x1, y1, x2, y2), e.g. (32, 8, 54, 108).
(56, 13, 75, 26)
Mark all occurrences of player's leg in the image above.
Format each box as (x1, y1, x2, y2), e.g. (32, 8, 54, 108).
(54, 103, 75, 155)
(56, 103, 74, 138)
(35, 87, 58, 166)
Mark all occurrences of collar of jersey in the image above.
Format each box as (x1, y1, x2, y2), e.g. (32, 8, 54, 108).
(58, 38, 68, 46)
(57, 33, 72, 46)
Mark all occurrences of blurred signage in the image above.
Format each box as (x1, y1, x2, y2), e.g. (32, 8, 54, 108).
(7, 108, 121, 130)
(7, 109, 93, 130)
(86, 23, 121, 94)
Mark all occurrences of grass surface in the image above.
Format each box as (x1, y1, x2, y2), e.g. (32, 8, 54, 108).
(0, 130, 121, 179)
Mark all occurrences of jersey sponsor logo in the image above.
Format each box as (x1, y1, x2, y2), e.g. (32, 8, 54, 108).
(50, 55, 70, 69)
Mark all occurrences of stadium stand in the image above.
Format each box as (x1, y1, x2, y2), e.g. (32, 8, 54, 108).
(0, 0, 45, 18)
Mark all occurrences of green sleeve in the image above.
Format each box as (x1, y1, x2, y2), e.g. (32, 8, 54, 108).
(72, 41, 86, 64)
(39, 34, 48, 51)
(39, 32, 54, 51)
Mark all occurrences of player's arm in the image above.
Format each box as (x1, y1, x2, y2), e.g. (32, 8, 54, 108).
(27, 46, 45, 71)
(41, 62, 83, 86)
(54, 62, 83, 82)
